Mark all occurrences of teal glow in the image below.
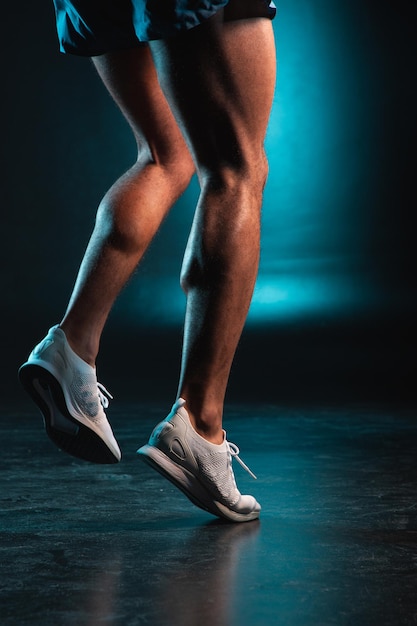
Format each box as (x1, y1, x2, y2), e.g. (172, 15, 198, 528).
(247, 0, 380, 324)
(114, 1, 382, 328)
(250, 273, 370, 324)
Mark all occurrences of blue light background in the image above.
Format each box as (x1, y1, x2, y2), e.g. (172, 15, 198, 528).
(110, 1, 389, 327)
(2, 0, 415, 402)
(3, 0, 415, 333)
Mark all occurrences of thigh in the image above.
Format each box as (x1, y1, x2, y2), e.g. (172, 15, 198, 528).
(92, 46, 189, 162)
(149, 4, 276, 171)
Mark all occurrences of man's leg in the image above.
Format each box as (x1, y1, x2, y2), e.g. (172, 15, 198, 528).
(150, 6, 276, 443)
(60, 46, 194, 365)
(19, 46, 194, 463)
(137, 4, 275, 521)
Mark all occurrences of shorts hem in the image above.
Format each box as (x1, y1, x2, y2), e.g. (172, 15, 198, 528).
(54, 0, 276, 57)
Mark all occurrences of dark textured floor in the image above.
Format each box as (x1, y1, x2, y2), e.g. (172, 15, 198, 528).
(2, 401, 417, 625)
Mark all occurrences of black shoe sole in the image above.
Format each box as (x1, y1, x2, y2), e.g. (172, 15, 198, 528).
(18, 363, 119, 464)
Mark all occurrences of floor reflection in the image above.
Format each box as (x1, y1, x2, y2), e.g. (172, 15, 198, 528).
(83, 554, 123, 626)
(154, 520, 260, 626)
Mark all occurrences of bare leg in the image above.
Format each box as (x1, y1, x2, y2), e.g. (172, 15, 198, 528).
(60, 47, 194, 365)
(150, 7, 276, 442)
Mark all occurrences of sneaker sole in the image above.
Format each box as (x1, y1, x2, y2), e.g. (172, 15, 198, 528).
(19, 364, 119, 464)
(137, 444, 260, 523)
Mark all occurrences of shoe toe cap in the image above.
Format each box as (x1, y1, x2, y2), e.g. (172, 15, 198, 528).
(234, 494, 261, 515)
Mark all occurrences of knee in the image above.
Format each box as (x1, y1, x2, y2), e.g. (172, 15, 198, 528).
(142, 140, 195, 197)
(199, 151, 268, 246)
(201, 150, 269, 200)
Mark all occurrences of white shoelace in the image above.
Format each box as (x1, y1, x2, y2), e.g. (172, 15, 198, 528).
(97, 382, 113, 409)
(227, 441, 257, 480)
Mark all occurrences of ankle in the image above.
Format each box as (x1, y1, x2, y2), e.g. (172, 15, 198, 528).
(182, 400, 224, 445)
(59, 322, 98, 367)
(192, 422, 224, 445)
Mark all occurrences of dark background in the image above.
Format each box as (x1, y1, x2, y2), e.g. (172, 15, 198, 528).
(1, 0, 416, 407)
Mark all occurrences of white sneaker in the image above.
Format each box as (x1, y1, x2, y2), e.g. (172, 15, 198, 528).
(19, 325, 121, 464)
(137, 398, 260, 522)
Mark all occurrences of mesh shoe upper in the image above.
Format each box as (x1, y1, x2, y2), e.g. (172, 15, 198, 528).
(29, 325, 107, 423)
(148, 399, 260, 512)
(25, 325, 120, 460)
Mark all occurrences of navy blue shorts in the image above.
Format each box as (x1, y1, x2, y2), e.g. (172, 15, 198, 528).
(53, 0, 276, 56)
